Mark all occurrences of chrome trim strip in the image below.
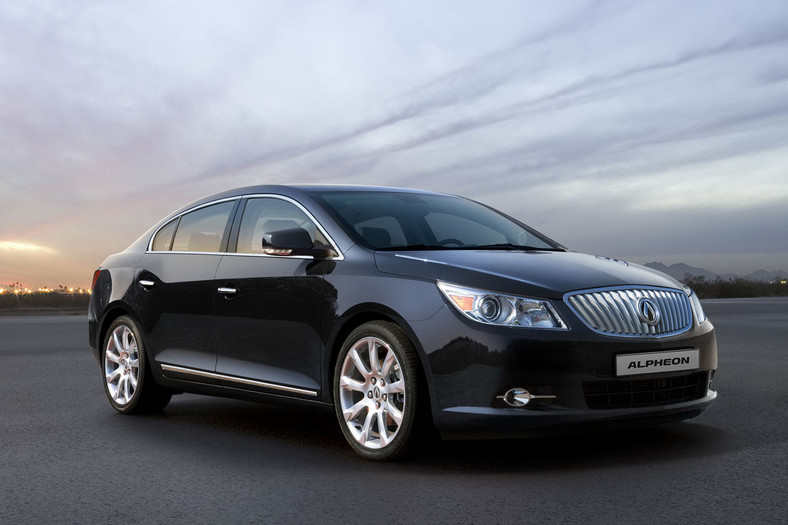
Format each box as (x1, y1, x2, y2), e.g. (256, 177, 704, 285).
(160, 364, 319, 397)
(145, 193, 344, 261)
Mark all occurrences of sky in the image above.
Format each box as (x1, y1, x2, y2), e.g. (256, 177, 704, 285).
(1, 0, 787, 289)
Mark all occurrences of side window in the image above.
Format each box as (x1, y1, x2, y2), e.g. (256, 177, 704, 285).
(171, 201, 236, 253)
(236, 198, 329, 254)
(151, 218, 178, 251)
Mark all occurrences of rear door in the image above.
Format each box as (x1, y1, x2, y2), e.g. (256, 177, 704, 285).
(135, 199, 238, 375)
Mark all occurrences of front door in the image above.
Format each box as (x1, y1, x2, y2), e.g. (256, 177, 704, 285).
(213, 196, 334, 398)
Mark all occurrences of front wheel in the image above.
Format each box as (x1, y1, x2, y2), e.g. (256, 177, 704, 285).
(102, 315, 171, 414)
(333, 321, 421, 460)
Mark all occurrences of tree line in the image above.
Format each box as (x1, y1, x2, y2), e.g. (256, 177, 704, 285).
(682, 275, 788, 299)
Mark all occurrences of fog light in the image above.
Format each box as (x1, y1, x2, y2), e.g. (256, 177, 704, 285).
(504, 388, 531, 407)
(498, 388, 557, 407)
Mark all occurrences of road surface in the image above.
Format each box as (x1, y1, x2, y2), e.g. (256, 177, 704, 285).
(1, 298, 786, 523)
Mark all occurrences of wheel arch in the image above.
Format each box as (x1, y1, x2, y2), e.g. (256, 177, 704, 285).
(323, 304, 435, 422)
(97, 303, 136, 350)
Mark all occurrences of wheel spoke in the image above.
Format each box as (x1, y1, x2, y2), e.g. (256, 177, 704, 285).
(376, 411, 389, 446)
(113, 377, 123, 401)
(122, 327, 133, 351)
(385, 403, 404, 426)
(359, 408, 374, 444)
(122, 376, 131, 402)
(112, 330, 123, 353)
(381, 350, 397, 377)
(349, 347, 371, 378)
(107, 368, 122, 384)
(387, 379, 405, 394)
(105, 350, 122, 365)
(368, 339, 380, 374)
(343, 399, 367, 422)
(340, 375, 365, 393)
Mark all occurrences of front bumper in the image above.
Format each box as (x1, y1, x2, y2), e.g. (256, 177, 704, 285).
(411, 305, 718, 439)
(435, 390, 716, 439)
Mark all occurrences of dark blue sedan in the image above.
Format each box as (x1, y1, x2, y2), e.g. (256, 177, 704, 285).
(89, 185, 717, 460)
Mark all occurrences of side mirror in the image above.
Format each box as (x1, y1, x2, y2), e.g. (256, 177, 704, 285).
(263, 228, 335, 258)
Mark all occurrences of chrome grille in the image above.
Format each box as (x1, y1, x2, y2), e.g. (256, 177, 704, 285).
(565, 287, 692, 337)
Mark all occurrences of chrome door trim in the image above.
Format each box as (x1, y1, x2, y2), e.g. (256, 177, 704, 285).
(160, 363, 318, 397)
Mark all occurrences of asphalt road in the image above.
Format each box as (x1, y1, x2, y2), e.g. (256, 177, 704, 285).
(1, 298, 786, 524)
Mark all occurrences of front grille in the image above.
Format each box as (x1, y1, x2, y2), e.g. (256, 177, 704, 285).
(566, 287, 692, 337)
(583, 372, 709, 409)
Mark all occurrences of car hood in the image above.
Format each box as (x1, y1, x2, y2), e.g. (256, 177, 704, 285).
(374, 250, 683, 299)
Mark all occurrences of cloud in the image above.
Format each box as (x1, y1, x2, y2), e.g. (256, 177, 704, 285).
(1, 0, 787, 285)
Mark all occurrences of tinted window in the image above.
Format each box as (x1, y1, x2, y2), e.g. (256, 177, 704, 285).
(315, 191, 557, 250)
(151, 219, 178, 251)
(424, 212, 507, 246)
(171, 201, 236, 253)
(352, 216, 406, 248)
(235, 197, 329, 254)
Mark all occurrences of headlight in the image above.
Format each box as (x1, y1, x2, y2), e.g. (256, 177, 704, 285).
(437, 281, 567, 329)
(688, 290, 707, 324)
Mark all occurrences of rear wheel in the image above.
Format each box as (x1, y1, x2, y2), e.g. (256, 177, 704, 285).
(102, 315, 171, 414)
(333, 321, 420, 460)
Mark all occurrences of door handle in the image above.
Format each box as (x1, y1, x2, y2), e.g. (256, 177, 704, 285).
(217, 287, 238, 296)
(139, 279, 155, 289)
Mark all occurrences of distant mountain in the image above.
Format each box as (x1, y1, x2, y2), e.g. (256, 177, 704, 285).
(644, 262, 718, 281)
(644, 262, 787, 282)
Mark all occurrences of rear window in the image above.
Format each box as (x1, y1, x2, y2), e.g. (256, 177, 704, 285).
(151, 219, 178, 251)
(169, 201, 236, 253)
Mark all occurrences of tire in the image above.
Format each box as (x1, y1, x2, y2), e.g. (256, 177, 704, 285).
(333, 321, 421, 461)
(102, 315, 171, 414)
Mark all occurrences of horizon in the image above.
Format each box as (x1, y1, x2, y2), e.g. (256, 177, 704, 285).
(2, 1, 787, 287)
(2, 256, 786, 292)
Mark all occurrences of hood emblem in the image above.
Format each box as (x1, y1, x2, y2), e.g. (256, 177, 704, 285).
(636, 298, 660, 326)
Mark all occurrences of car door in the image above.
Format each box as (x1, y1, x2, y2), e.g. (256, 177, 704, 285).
(135, 199, 238, 375)
(212, 196, 335, 398)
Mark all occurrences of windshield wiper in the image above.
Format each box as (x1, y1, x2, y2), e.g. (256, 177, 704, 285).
(464, 244, 566, 251)
(377, 243, 566, 252)
(377, 244, 454, 251)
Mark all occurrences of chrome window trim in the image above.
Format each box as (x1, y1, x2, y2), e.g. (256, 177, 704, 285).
(146, 193, 344, 260)
(160, 363, 319, 397)
(564, 285, 693, 339)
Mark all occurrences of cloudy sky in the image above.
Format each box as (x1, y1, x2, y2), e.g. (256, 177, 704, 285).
(1, 0, 787, 288)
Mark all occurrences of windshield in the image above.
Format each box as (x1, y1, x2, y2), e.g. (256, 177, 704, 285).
(313, 190, 563, 251)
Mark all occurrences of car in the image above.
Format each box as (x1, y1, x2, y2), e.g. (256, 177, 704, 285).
(88, 185, 717, 460)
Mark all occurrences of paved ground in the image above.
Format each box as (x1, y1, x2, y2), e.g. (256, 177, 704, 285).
(0, 299, 786, 524)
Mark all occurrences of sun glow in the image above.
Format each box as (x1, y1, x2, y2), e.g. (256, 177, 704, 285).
(0, 241, 56, 254)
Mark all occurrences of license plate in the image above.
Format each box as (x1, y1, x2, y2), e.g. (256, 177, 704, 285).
(616, 349, 700, 377)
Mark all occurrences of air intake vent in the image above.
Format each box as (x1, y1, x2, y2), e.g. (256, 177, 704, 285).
(583, 372, 709, 409)
(566, 287, 692, 337)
